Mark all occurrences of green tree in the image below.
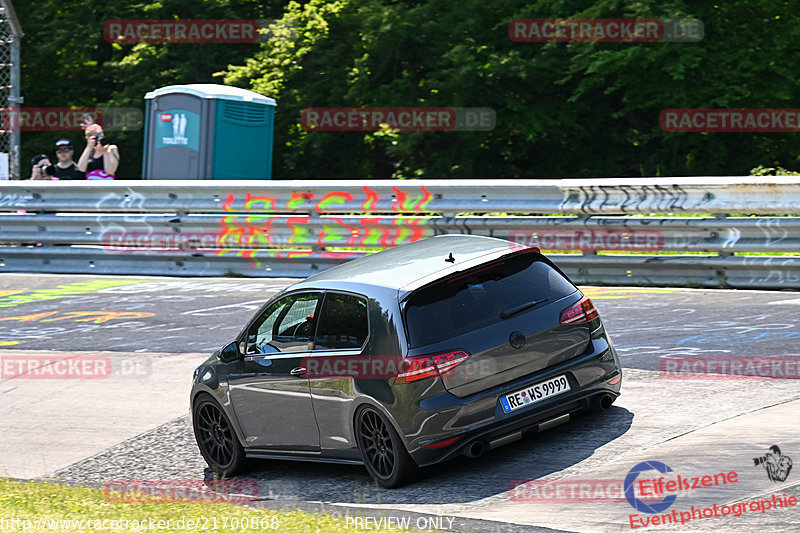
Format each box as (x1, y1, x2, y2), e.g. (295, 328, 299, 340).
(225, 0, 800, 178)
(18, 0, 800, 179)
(17, 0, 280, 178)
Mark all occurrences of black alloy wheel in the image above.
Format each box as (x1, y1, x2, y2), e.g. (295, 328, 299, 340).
(355, 406, 417, 488)
(193, 395, 247, 476)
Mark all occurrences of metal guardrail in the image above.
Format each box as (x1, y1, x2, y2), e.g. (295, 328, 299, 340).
(0, 177, 798, 289)
(3, 214, 800, 253)
(2, 176, 800, 214)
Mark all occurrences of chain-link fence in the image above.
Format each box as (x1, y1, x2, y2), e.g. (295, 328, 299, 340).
(0, 1, 21, 179)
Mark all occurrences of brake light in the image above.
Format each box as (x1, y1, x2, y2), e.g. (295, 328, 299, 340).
(396, 350, 470, 383)
(559, 296, 599, 324)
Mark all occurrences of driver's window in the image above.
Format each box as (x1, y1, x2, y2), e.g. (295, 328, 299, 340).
(246, 293, 321, 354)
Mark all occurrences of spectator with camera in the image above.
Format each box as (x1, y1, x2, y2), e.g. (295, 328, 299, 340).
(78, 123, 119, 180)
(29, 153, 54, 180)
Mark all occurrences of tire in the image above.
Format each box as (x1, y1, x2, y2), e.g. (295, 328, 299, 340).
(192, 394, 248, 477)
(355, 406, 418, 488)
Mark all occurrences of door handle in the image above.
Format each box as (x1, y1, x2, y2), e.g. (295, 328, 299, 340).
(290, 367, 306, 376)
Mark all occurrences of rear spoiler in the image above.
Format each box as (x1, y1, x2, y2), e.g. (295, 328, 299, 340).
(397, 245, 574, 304)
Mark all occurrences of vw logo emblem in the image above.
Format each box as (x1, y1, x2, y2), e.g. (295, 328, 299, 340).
(510, 331, 525, 349)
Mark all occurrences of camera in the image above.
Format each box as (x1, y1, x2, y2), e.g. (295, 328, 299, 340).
(95, 134, 111, 147)
(753, 445, 784, 466)
(39, 163, 54, 177)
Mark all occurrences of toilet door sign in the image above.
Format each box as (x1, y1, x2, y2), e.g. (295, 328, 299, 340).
(156, 110, 199, 151)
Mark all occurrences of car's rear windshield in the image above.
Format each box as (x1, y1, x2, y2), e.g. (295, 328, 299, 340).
(404, 253, 577, 347)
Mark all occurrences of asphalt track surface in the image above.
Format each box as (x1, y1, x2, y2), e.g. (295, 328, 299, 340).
(1, 274, 799, 532)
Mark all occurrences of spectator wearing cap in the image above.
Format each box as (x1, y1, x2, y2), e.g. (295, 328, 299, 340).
(51, 139, 85, 180)
(78, 124, 119, 180)
(29, 153, 54, 180)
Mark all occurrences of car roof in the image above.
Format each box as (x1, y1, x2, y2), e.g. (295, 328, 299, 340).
(290, 234, 526, 295)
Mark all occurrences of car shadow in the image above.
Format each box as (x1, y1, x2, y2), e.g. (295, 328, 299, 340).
(216, 405, 634, 506)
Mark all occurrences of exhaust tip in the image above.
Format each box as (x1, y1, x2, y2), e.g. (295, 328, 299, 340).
(462, 440, 487, 458)
(592, 393, 614, 411)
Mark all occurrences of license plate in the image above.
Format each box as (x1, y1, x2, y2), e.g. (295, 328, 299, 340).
(499, 374, 571, 413)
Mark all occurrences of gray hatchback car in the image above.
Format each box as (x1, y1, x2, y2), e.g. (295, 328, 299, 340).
(191, 234, 622, 487)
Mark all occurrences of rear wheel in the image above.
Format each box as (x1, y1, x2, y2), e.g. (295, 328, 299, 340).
(193, 395, 247, 477)
(355, 406, 418, 488)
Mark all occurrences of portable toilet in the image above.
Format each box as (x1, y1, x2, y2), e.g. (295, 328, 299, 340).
(142, 84, 276, 180)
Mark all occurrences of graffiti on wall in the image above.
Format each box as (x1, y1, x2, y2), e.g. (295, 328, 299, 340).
(97, 186, 435, 257)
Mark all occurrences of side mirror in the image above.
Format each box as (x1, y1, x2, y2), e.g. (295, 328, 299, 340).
(218, 341, 240, 363)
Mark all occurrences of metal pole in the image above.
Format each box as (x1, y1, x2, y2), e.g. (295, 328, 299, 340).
(0, 0, 22, 180)
(9, 35, 20, 179)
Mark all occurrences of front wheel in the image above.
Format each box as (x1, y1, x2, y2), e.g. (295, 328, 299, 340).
(193, 395, 248, 477)
(355, 406, 418, 488)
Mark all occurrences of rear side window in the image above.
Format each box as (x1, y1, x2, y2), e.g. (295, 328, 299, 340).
(314, 292, 369, 350)
(404, 253, 576, 347)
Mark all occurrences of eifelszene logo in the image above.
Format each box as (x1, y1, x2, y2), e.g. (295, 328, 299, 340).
(624, 461, 678, 513)
(623, 461, 738, 514)
(753, 445, 793, 482)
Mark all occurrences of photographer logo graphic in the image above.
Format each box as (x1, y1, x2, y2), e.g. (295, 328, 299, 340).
(753, 445, 793, 482)
(624, 461, 677, 514)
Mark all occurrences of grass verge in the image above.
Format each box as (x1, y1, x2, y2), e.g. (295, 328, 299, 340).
(0, 479, 400, 532)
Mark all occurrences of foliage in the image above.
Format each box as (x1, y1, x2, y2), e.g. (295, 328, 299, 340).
(16, 0, 280, 178)
(750, 165, 800, 176)
(17, 0, 800, 178)
(221, 0, 800, 178)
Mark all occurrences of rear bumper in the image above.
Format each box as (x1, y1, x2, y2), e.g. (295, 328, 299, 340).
(405, 334, 622, 466)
